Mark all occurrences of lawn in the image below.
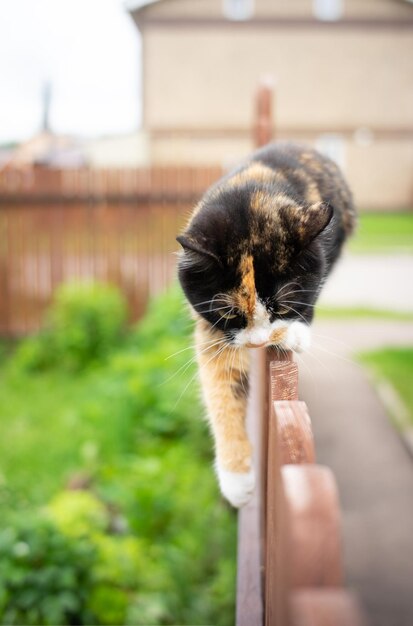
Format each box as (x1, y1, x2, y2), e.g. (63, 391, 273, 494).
(315, 306, 413, 321)
(358, 347, 413, 427)
(349, 212, 413, 254)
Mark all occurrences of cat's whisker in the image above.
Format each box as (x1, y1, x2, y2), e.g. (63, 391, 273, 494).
(172, 342, 229, 412)
(209, 317, 226, 332)
(278, 288, 318, 298)
(280, 303, 308, 324)
(161, 338, 228, 385)
(165, 345, 197, 360)
(280, 300, 316, 308)
(193, 294, 234, 308)
(276, 280, 301, 296)
(196, 305, 234, 314)
(309, 339, 361, 369)
(160, 355, 199, 386)
(165, 336, 227, 361)
(293, 350, 316, 384)
(310, 330, 352, 350)
(279, 345, 290, 361)
(298, 344, 333, 378)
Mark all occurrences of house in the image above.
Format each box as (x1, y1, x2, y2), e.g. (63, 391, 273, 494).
(85, 131, 149, 168)
(127, 0, 413, 210)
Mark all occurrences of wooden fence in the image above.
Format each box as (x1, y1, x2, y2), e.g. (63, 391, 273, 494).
(236, 348, 365, 626)
(0, 165, 223, 335)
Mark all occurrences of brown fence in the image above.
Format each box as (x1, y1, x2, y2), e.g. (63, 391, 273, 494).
(236, 348, 365, 626)
(0, 165, 223, 336)
(0, 166, 223, 202)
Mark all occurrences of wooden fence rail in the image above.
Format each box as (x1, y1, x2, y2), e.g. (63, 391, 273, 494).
(236, 349, 365, 626)
(0, 165, 223, 202)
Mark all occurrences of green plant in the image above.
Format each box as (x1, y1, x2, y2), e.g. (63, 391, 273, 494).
(0, 284, 237, 625)
(349, 212, 413, 254)
(10, 332, 55, 373)
(0, 514, 96, 626)
(46, 490, 149, 625)
(359, 347, 413, 426)
(47, 491, 109, 537)
(12, 281, 128, 372)
(48, 281, 128, 371)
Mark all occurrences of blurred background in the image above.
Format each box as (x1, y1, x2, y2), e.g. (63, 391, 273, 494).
(0, 1, 412, 625)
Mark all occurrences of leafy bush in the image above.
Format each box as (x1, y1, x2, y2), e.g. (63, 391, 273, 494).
(0, 515, 96, 626)
(13, 282, 127, 372)
(47, 491, 109, 537)
(10, 332, 55, 374)
(0, 494, 155, 626)
(49, 282, 127, 370)
(1, 284, 236, 625)
(46, 491, 151, 625)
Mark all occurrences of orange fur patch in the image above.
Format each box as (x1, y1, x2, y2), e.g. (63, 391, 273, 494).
(227, 162, 275, 188)
(195, 319, 251, 472)
(237, 255, 256, 320)
(270, 327, 287, 344)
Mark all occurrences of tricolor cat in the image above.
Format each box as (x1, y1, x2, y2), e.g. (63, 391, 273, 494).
(177, 142, 356, 507)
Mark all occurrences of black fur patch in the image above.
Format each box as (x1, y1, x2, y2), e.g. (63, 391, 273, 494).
(177, 142, 356, 335)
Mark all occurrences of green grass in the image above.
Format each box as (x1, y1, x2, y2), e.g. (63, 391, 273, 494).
(349, 212, 413, 254)
(0, 368, 136, 508)
(315, 306, 413, 321)
(359, 347, 413, 426)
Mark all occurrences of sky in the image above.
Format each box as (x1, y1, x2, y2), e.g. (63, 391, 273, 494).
(0, 0, 141, 143)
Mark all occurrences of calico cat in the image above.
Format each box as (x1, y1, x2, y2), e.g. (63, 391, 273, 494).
(177, 142, 356, 507)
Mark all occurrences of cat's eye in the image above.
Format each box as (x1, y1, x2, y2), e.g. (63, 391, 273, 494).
(278, 305, 290, 316)
(219, 308, 240, 320)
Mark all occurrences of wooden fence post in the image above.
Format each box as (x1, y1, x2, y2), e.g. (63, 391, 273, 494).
(265, 350, 296, 626)
(236, 348, 266, 626)
(254, 79, 274, 148)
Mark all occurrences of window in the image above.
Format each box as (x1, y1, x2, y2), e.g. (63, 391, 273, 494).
(223, 0, 254, 21)
(313, 0, 343, 21)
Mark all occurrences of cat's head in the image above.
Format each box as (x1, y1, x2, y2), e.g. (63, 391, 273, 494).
(177, 186, 333, 348)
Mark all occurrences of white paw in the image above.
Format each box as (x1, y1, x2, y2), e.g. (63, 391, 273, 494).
(216, 465, 255, 508)
(283, 321, 311, 353)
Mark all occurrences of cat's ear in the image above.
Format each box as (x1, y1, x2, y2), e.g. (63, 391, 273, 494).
(176, 235, 222, 267)
(296, 203, 334, 248)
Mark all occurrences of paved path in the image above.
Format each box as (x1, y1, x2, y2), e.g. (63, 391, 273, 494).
(319, 254, 413, 312)
(299, 321, 413, 626)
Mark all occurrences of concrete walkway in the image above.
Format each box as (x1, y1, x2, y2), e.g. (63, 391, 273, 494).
(299, 321, 413, 626)
(319, 254, 413, 312)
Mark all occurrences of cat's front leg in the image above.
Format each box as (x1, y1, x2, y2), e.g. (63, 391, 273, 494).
(195, 319, 254, 508)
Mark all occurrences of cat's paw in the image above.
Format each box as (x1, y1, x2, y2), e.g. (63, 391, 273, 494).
(216, 465, 255, 508)
(283, 321, 311, 353)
